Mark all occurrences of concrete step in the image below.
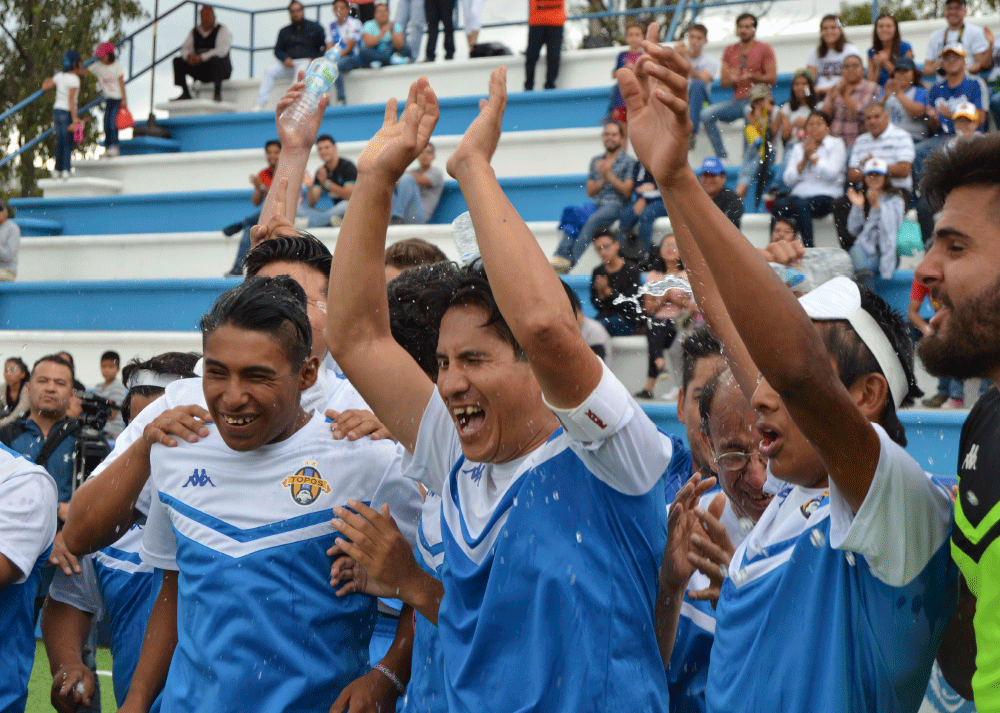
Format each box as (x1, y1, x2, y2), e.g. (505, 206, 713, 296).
(153, 98, 239, 117)
(38, 177, 123, 199)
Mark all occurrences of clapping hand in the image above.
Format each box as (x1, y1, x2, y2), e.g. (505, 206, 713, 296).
(359, 78, 439, 184)
(660, 471, 718, 591)
(686, 493, 736, 607)
(846, 186, 865, 208)
(446, 67, 507, 179)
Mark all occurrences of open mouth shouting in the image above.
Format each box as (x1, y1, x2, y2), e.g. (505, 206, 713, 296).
(452, 404, 486, 439)
(757, 422, 782, 459)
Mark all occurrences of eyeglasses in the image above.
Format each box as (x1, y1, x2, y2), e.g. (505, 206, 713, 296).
(714, 451, 767, 472)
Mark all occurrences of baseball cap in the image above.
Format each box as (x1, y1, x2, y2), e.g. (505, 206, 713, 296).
(62, 50, 82, 71)
(748, 84, 770, 103)
(893, 57, 916, 72)
(95, 42, 115, 58)
(942, 42, 967, 57)
(699, 157, 725, 175)
(863, 157, 888, 175)
(952, 100, 979, 121)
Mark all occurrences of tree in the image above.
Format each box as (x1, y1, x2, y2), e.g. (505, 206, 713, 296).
(841, 0, 998, 24)
(0, 0, 146, 198)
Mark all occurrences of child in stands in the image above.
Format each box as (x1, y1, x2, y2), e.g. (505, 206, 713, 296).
(42, 50, 88, 179)
(90, 42, 127, 158)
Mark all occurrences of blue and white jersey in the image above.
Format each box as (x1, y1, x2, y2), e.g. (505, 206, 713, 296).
(0, 444, 57, 713)
(406, 363, 672, 713)
(140, 379, 421, 713)
(706, 425, 957, 713)
(402, 492, 447, 713)
(668, 492, 746, 713)
(326, 17, 363, 57)
(48, 520, 160, 707)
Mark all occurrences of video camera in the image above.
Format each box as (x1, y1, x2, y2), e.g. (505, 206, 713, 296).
(71, 390, 118, 491)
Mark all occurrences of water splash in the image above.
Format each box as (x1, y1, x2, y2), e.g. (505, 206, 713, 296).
(809, 528, 826, 548)
(452, 212, 479, 266)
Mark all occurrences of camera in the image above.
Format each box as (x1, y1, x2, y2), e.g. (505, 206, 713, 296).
(71, 390, 116, 491)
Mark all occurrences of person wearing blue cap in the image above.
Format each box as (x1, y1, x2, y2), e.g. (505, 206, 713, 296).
(698, 157, 743, 228)
(41, 51, 88, 179)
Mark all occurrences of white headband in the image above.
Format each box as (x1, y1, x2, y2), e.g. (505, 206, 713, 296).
(798, 277, 908, 409)
(126, 369, 184, 391)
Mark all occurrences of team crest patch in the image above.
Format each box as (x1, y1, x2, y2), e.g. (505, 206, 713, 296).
(282, 462, 331, 506)
(800, 490, 830, 519)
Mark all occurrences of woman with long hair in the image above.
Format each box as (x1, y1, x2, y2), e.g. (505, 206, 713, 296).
(868, 14, 913, 86)
(0, 357, 30, 427)
(807, 14, 860, 98)
(846, 157, 905, 292)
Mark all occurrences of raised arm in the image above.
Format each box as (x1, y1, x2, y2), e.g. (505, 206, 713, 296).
(445, 68, 603, 408)
(621, 28, 882, 511)
(327, 80, 439, 451)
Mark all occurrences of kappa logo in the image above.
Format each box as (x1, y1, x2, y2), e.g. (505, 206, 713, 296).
(585, 409, 608, 430)
(282, 462, 331, 506)
(462, 463, 487, 485)
(963, 444, 979, 472)
(183, 469, 216, 488)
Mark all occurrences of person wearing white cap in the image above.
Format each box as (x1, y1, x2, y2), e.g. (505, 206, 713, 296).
(621, 35, 955, 712)
(846, 156, 905, 292)
(947, 99, 981, 143)
(922, 0, 991, 78)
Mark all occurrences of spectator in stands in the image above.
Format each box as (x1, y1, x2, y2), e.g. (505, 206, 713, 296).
(564, 283, 612, 365)
(910, 283, 965, 409)
(846, 157, 904, 292)
(734, 85, 774, 201)
(772, 69, 818, 191)
(867, 14, 913, 86)
(0, 358, 29, 427)
(699, 13, 776, 161)
(675, 24, 718, 142)
(461, 0, 484, 51)
(524, 0, 565, 91)
(773, 110, 847, 247)
(407, 142, 445, 222)
(93, 350, 127, 438)
(227, 139, 281, 276)
(589, 228, 642, 336)
(822, 53, 881, 149)
(393, 0, 425, 70)
(923, 0, 991, 78)
(808, 14, 861, 99)
(328, 0, 364, 105)
(425, 0, 456, 62)
(255, 1, 326, 111)
(172, 5, 233, 102)
(361, 0, 412, 67)
(0, 200, 20, 282)
(698, 157, 743, 228)
(607, 24, 645, 125)
(384, 237, 448, 282)
(57, 352, 75, 373)
(299, 134, 356, 227)
(550, 121, 635, 272)
(920, 44, 986, 163)
(879, 57, 928, 144)
(90, 42, 127, 158)
(42, 50, 86, 180)
(389, 174, 425, 224)
(619, 161, 666, 260)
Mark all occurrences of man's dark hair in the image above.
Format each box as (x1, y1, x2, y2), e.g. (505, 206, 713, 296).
(316, 134, 336, 145)
(921, 132, 1000, 211)
(385, 238, 448, 271)
(200, 276, 312, 369)
(698, 367, 732, 439)
(770, 215, 798, 237)
(443, 262, 526, 360)
(289, 1, 304, 10)
(387, 261, 462, 379)
(592, 226, 619, 244)
(120, 352, 200, 425)
(809, 109, 832, 126)
(57, 351, 75, 370)
(561, 279, 583, 316)
(814, 287, 921, 447)
(265, 139, 281, 151)
(100, 351, 120, 366)
(244, 234, 332, 279)
(736, 12, 757, 27)
(32, 354, 75, 380)
(680, 324, 723, 393)
(686, 23, 708, 37)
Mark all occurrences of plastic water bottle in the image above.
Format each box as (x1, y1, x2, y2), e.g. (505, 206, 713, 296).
(278, 53, 339, 137)
(452, 212, 479, 265)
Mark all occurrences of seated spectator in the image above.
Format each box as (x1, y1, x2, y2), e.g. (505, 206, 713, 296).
(359, 0, 411, 68)
(846, 157, 904, 292)
(735, 85, 774, 201)
(772, 70, 818, 192)
(563, 282, 612, 365)
(879, 58, 928, 144)
(226, 139, 281, 276)
(867, 14, 914, 86)
(698, 157, 743, 228)
(389, 173, 425, 225)
(808, 14, 862, 99)
(675, 24, 718, 141)
(821, 53, 881, 149)
(298, 134, 356, 228)
(700, 13, 777, 160)
(0, 357, 29, 427)
(384, 237, 448, 282)
(773, 110, 847, 247)
(0, 200, 20, 282)
(922, 0, 991, 79)
(589, 229, 641, 336)
(550, 121, 635, 272)
(327, 0, 363, 105)
(255, 1, 326, 111)
(407, 143, 445, 222)
(172, 5, 232, 102)
(92, 350, 128, 439)
(947, 100, 983, 144)
(619, 161, 666, 261)
(607, 24, 645, 125)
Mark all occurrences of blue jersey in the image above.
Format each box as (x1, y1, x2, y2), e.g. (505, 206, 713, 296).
(707, 425, 957, 713)
(928, 77, 984, 134)
(49, 521, 160, 706)
(0, 445, 57, 713)
(407, 365, 672, 712)
(140, 380, 422, 713)
(402, 492, 447, 713)
(664, 433, 692, 504)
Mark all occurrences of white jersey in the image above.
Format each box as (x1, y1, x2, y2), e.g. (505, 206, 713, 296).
(808, 43, 862, 90)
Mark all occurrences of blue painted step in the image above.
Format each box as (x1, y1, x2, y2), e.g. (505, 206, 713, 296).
(119, 136, 182, 155)
(13, 217, 62, 236)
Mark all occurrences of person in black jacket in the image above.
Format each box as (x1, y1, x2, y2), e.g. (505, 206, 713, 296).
(255, 1, 327, 110)
(172, 5, 233, 102)
(589, 228, 643, 336)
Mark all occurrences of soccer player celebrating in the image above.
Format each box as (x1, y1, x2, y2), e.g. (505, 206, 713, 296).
(621, 25, 957, 712)
(326, 72, 673, 712)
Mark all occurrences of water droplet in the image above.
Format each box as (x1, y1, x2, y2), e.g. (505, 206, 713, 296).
(845, 551, 855, 566)
(513, 497, 518, 506)
(576, 531, 582, 543)
(928, 456, 934, 465)
(570, 574, 576, 585)
(810, 528, 825, 548)
(967, 490, 979, 507)
(552, 491, 559, 500)
(732, 569, 748, 586)
(738, 517, 754, 534)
